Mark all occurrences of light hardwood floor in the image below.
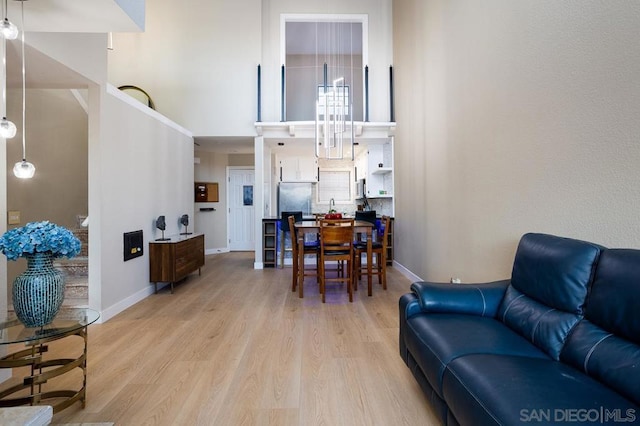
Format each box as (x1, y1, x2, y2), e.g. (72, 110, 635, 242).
(44, 252, 437, 425)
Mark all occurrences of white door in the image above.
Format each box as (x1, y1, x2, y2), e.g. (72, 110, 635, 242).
(228, 168, 255, 251)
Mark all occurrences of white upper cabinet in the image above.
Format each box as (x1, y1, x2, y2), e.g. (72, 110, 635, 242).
(278, 156, 318, 182)
(363, 142, 393, 198)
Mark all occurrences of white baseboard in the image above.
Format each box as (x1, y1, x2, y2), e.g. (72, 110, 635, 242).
(393, 260, 423, 284)
(99, 248, 229, 322)
(98, 284, 156, 323)
(206, 248, 229, 255)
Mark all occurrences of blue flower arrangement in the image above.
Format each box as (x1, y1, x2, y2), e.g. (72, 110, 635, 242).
(0, 221, 81, 261)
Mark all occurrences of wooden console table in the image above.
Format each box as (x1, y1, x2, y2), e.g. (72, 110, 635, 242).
(0, 308, 100, 414)
(149, 233, 205, 293)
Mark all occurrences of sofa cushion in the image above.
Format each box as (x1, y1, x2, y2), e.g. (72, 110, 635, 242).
(508, 233, 602, 314)
(442, 354, 639, 426)
(586, 249, 640, 343)
(404, 313, 548, 398)
(498, 233, 602, 359)
(498, 285, 584, 360)
(561, 249, 640, 406)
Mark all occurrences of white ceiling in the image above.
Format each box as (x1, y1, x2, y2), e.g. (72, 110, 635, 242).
(194, 137, 256, 154)
(3, 0, 144, 89)
(6, 0, 143, 33)
(194, 137, 372, 156)
(5, 40, 92, 89)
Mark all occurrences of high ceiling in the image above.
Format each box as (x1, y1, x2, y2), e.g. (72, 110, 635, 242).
(3, 0, 143, 89)
(194, 137, 256, 154)
(6, 0, 143, 33)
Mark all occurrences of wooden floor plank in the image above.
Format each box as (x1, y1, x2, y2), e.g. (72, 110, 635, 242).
(41, 251, 438, 425)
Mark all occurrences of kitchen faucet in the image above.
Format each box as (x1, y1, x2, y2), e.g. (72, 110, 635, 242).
(329, 198, 335, 211)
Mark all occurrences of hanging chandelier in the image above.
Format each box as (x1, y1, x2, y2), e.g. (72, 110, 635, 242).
(13, 0, 34, 179)
(314, 21, 355, 161)
(0, 0, 16, 138)
(0, 0, 16, 40)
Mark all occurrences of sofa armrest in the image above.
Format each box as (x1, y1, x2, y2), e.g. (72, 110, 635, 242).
(410, 280, 510, 318)
(399, 292, 422, 363)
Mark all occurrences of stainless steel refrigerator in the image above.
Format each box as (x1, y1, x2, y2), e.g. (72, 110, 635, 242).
(278, 182, 313, 216)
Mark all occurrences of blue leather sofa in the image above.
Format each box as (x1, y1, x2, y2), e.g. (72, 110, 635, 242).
(399, 233, 639, 425)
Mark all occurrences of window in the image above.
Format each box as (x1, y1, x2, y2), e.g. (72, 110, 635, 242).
(317, 170, 351, 203)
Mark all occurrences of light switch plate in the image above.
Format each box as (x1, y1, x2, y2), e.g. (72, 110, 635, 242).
(8, 211, 20, 225)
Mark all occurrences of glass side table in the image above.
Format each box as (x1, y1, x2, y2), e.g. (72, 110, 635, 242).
(0, 308, 100, 414)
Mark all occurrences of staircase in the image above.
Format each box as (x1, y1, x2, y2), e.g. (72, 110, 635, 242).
(55, 226, 89, 308)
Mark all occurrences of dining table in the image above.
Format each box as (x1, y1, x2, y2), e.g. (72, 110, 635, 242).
(294, 220, 375, 299)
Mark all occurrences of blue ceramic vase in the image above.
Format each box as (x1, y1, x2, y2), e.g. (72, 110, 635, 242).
(12, 252, 64, 327)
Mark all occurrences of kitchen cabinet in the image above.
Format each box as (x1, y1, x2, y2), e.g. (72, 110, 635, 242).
(279, 156, 318, 182)
(364, 143, 393, 198)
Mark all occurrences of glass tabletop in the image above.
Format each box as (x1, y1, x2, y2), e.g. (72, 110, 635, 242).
(0, 308, 100, 345)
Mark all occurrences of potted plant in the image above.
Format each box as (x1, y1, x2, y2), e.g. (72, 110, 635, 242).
(0, 221, 81, 327)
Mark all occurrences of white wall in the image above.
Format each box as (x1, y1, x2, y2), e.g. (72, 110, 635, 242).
(6, 88, 88, 289)
(194, 151, 228, 253)
(27, 32, 108, 85)
(108, 0, 393, 135)
(96, 85, 193, 319)
(108, 0, 262, 136)
(0, 31, 195, 322)
(194, 152, 254, 253)
(393, 0, 640, 283)
(6, 89, 88, 230)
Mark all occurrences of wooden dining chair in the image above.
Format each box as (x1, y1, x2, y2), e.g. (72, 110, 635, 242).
(288, 215, 319, 293)
(354, 210, 377, 247)
(354, 215, 390, 291)
(319, 218, 355, 303)
(280, 211, 302, 268)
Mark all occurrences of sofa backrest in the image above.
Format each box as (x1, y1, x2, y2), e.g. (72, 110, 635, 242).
(561, 249, 640, 405)
(498, 233, 602, 360)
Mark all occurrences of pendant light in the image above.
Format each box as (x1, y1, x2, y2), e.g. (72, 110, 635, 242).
(314, 21, 355, 161)
(0, 0, 16, 138)
(0, 0, 16, 40)
(13, 0, 33, 179)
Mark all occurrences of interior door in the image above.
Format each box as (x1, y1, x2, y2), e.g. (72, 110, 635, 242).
(228, 168, 255, 251)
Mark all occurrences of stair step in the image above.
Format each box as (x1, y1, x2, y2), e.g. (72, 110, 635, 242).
(55, 257, 88, 276)
(72, 228, 89, 257)
(62, 297, 88, 308)
(65, 288, 88, 298)
(58, 222, 89, 309)
(65, 275, 88, 286)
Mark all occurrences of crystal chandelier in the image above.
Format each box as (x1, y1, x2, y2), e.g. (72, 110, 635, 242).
(314, 22, 355, 161)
